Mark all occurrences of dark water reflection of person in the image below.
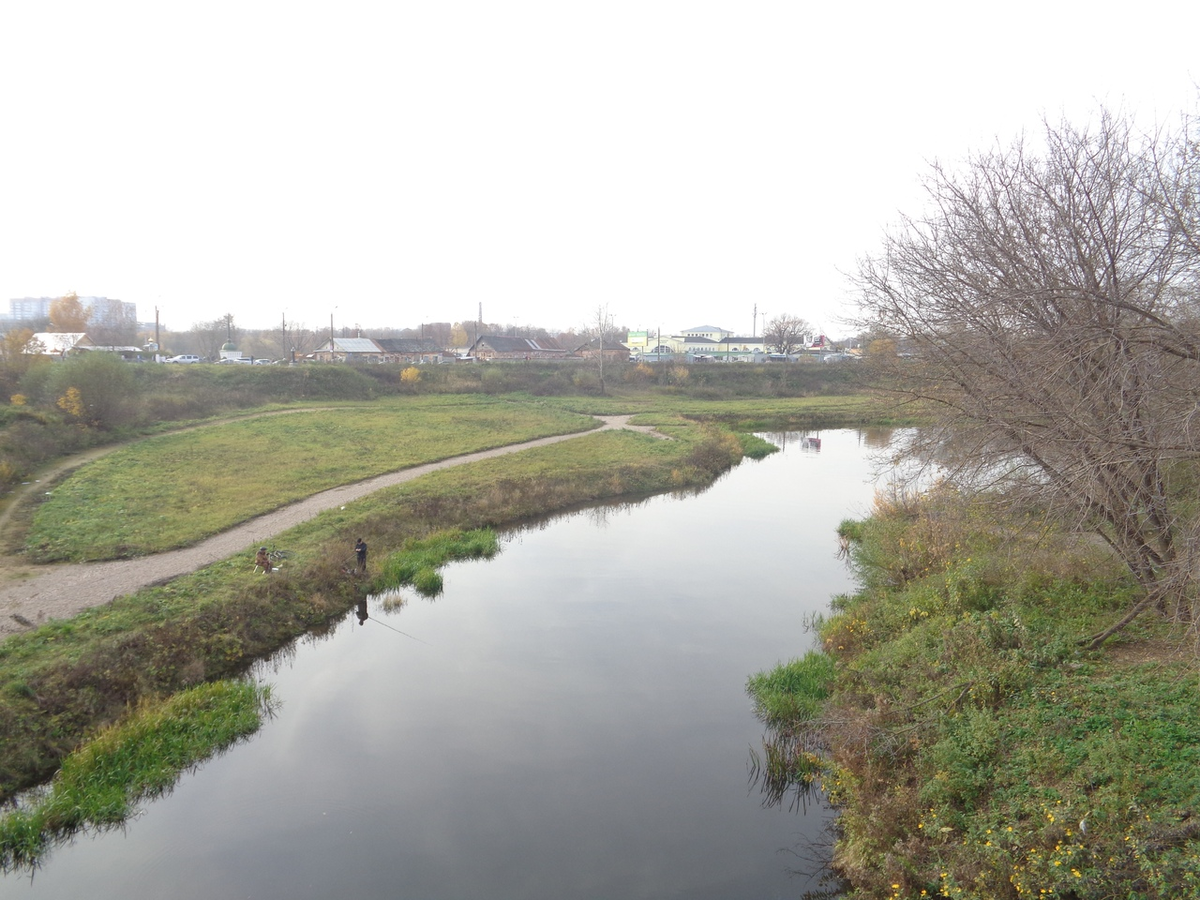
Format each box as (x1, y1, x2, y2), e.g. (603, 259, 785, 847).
(356, 598, 368, 626)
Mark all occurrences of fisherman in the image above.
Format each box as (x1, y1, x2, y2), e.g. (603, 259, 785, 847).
(354, 537, 368, 573)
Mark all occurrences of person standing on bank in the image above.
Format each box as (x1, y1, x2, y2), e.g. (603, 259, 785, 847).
(354, 538, 368, 573)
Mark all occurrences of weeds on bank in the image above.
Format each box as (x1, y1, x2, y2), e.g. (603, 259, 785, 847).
(0, 680, 274, 872)
(750, 486, 1200, 899)
(376, 528, 500, 596)
(747, 654, 836, 726)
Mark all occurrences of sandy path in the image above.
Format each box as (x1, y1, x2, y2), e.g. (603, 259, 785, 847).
(0, 415, 661, 639)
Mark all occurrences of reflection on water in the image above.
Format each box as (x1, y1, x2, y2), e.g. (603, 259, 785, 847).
(758, 430, 826, 452)
(5, 429, 893, 900)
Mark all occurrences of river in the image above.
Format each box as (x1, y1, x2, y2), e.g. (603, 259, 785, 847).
(5, 428, 893, 899)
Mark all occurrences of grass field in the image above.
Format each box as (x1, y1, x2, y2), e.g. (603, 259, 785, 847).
(25, 396, 596, 561)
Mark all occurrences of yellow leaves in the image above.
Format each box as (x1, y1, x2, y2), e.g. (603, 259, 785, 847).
(56, 386, 85, 419)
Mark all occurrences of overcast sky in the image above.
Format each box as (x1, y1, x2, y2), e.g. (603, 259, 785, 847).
(2, 2, 1197, 339)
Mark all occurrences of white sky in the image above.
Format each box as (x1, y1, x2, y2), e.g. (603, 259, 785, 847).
(2, 2, 1196, 339)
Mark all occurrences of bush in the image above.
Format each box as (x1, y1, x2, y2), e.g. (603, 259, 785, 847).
(40, 353, 136, 429)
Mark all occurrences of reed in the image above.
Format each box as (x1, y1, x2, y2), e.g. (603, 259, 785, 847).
(376, 528, 499, 597)
(746, 652, 835, 727)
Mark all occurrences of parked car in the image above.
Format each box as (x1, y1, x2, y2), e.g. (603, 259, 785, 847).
(166, 354, 202, 364)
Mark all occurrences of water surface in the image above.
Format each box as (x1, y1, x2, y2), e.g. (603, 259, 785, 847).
(7, 429, 889, 899)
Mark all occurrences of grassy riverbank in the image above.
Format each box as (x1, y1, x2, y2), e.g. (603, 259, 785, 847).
(749, 487, 1200, 899)
(0, 680, 274, 870)
(0, 418, 749, 809)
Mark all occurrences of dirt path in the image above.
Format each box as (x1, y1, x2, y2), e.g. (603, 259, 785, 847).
(0, 415, 662, 639)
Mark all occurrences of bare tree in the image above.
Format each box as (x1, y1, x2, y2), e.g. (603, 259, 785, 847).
(190, 315, 239, 361)
(582, 304, 624, 394)
(286, 323, 319, 357)
(762, 314, 810, 356)
(855, 108, 1200, 648)
(87, 298, 138, 346)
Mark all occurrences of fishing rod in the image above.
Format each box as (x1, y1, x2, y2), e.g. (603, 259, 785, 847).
(366, 615, 430, 644)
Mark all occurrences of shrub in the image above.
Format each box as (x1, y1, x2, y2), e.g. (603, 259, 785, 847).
(623, 362, 655, 383)
(41, 353, 136, 428)
(571, 369, 601, 393)
(530, 372, 573, 395)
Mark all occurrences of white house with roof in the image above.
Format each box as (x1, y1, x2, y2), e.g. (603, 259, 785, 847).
(29, 332, 95, 359)
(311, 337, 387, 362)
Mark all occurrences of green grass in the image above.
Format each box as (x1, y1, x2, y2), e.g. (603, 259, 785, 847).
(747, 653, 835, 726)
(376, 528, 500, 596)
(0, 680, 273, 872)
(758, 489, 1200, 899)
(26, 396, 595, 561)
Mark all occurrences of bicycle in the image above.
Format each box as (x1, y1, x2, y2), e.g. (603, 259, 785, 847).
(253, 548, 292, 573)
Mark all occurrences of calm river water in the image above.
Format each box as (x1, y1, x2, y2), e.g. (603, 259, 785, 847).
(6, 428, 894, 900)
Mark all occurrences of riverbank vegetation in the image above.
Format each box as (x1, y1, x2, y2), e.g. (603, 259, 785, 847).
(0, 680, 273, 871)
(749, 485, 1200, 898)
(376, 528, 500, 597)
